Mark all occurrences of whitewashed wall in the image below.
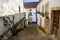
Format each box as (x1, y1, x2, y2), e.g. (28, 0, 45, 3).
(0, 0, 24, 17)
(14, 14, 24, 24)
(0, 13, 24, 35)
(37, 0, 50, 25)
(37, 14, 40, 25)
(37, 0, 60, 34)
(25, 8, 36, 22)
(37, 0, 60, 26)
(32, 8, 36, 22)
(50, 0, 60, 8)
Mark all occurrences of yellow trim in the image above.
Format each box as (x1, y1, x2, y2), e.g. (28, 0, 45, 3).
(37, 24, 49, 35)
(51, 7, 60, 10)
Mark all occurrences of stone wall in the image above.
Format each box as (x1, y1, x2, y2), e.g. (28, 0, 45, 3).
(0, 13, 24, 35)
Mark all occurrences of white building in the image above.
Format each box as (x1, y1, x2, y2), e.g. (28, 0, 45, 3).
(0, 0, 24, 17)
(0, 0, 24, 35)
(37, 0, 60, 40)
(24, 2, 38, 25)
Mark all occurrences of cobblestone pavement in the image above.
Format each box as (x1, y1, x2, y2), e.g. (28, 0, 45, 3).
(9, 24, 56, 40)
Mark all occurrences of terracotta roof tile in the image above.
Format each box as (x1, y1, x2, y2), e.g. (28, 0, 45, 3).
(24, 2, 39, 8)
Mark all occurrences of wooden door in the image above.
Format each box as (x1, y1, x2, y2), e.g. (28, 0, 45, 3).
(51, 10, 60, 37)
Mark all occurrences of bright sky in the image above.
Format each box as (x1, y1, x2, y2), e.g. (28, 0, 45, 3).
(24, 0, 39, 2)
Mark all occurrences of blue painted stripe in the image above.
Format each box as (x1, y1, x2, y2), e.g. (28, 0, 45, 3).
(36, 7, 37, 22)
(28, 22, 36, 24)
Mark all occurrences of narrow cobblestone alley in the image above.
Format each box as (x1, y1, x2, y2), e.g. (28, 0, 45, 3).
(9, 24, 55, 40)
(0, 0, 60, 40)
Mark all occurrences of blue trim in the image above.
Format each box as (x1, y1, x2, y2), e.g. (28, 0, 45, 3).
(36, 7, 37, 22)
(31, 22, 37, 24)
(28, 22, 36, 24)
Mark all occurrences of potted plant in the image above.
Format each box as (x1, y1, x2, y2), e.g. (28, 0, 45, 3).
(45, 12, 49, 19)
(41, 13, 44, 17)
(46, 16, 49, 19)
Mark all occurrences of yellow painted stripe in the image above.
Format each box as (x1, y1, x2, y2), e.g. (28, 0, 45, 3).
(37, 24, 49, 35)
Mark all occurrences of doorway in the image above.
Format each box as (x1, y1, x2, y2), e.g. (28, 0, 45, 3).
(51, 10, 60, 37)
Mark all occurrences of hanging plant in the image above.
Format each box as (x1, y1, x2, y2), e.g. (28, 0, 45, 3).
(37, 11, 40, 14)
(46, 16, 49, 19)
(45, 12, 49, 19)
(41, 13, 44, 17)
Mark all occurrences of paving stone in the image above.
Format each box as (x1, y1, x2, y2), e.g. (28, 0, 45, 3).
(9, 24, 56, 40)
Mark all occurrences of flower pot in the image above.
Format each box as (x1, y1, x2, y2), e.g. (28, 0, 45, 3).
(46, 16, 49, 19)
